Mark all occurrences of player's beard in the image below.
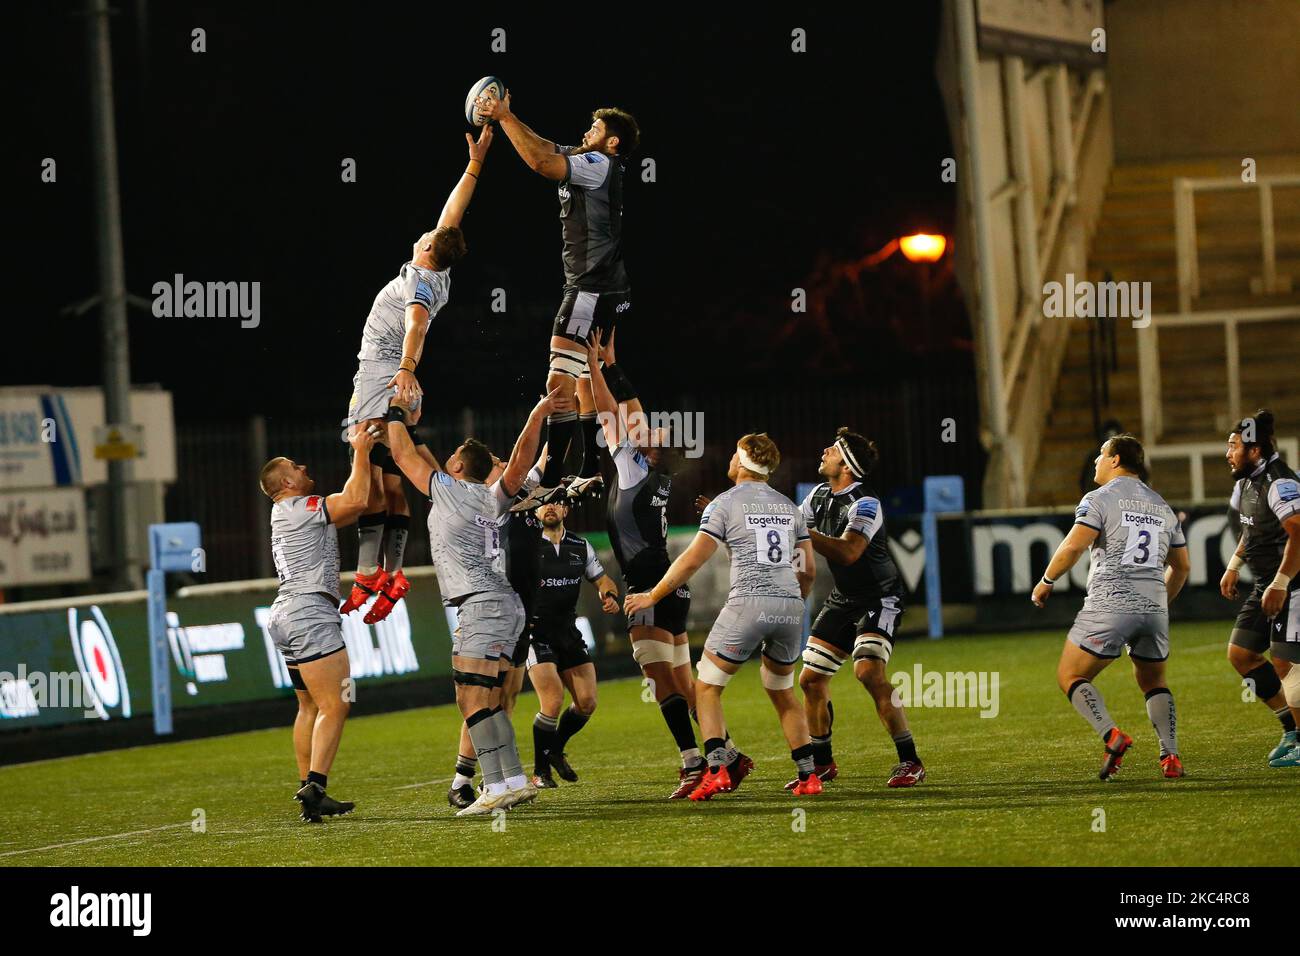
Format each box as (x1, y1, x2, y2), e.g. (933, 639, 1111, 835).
(1230, 463, 1254, 480)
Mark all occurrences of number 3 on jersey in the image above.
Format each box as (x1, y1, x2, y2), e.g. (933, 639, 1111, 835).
(1120, 512, 1163, 566)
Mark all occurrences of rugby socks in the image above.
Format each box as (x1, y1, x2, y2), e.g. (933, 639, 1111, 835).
(452, 753, 477, 790)
(659, 694, 699, 758)
(532, 712, 559, 774)
(555, 705, 591, 750)
(356, 511, 386, 575)
(578, 412, 601, 479)
(489, 708, 525, 786)
(307, 770, 328, 790)
(540, 412, 578, 486)
(1144, 687, 1178, 758)
(1275, 705, 1297, 733)
(704, 737, 728, 771)
(792, 743, 815, 781)
(382, 514, 409, 573)
(1067, 679, 1117, 739)
(892, 731, 919, 764)
(465, 708, 504, 787)
(812, 700, 834, 764)
(680, 747, 703, 770)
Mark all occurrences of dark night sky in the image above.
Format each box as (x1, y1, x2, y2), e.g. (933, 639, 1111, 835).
(11, 3, 961, 424)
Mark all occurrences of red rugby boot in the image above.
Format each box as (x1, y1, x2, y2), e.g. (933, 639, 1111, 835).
(340, 568, 388, 616)
(364, 569, 410, 625)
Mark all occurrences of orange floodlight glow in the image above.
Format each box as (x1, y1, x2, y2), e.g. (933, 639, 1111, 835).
(899, 233, 947, 263)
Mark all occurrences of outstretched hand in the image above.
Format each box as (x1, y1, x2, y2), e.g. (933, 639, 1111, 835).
(466, 123, 493, 162)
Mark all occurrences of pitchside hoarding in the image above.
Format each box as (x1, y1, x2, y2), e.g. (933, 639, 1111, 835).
(0, 503, 1243, 735)
(0, 582, 453, 732)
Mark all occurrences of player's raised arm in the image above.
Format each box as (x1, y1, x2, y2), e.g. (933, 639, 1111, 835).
(501, 386, 570, 497)
(476, 90, 569, 181)
(326, 427, 377, 526)
(437, 125, 494, 229)
(1031, 522, 1099, 607)
(623, 532, 718, 615)
(584, 331, 622, 451)
(386, 410, 439, 494)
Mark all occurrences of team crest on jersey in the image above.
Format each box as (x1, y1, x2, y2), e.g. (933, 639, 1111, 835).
(306, 496, 322, 512)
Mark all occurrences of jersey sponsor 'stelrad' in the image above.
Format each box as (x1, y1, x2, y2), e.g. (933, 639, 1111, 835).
(1229, 453, 1300, 585)
(426, 471, 515, 605)
(800, 481, 902, 601)
(1074, 476, 1185, 613)
(558, 147, 627, 292)
(271, 495, 340, 600)
(533, 532, 604, 624)
(356, 263, 450, 364)
(607, 439, 673, 584)
(700, 482, 810, 601)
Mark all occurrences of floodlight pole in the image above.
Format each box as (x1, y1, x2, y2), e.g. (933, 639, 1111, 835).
(87, 0, 138, 590)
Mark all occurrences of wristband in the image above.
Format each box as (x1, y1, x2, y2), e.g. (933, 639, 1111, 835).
(1227, 553, 1245, 573)
(603, 363, 638, 403)
(1267, 571, 1292, 592)
(1041, 574, 1056, 587)
(466, 160, 482, 178)
(399, 356, 417, 373)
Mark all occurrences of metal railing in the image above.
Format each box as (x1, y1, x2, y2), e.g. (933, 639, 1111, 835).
(1174, 173, 1300, 312)
(1147, 437, 1299, 503)
(1136, 305, 1300, 443)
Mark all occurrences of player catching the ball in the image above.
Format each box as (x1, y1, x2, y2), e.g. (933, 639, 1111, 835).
(339, 126, 494, 624)
(475, 88, 639, 508)
(1033, 435, 1191, 780)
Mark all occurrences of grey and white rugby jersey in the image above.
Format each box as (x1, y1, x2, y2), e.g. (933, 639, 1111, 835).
(699, 482, 809, 601)
(1074, 476, 1186, 614)
(270, 494, 340, 601)
(356, 263, 450, 364)
(426, 471, 515, 605)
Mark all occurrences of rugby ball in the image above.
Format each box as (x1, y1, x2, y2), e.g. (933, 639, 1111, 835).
(465, 76, 505, 127)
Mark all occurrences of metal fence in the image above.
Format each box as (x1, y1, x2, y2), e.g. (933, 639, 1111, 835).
(167, 375, 985, 584)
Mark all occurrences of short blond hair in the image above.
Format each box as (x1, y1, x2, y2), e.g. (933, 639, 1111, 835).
(737, 432, 780, 476)
(258, 457, 291, 499)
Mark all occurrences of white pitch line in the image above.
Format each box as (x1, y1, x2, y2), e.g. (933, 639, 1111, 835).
(0, 821, 192, 859)
(393, 776, 452, 790)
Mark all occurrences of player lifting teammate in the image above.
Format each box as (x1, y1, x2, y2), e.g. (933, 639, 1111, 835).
(527, 498, 621, 787)
(258, 427, 377, 822)
(585, 333, 750, 797)
(1219, 410, 1300, 767)
(795, 428, 924, 789)
(446, 450, 544, 809)
(385, 386, 569, 816)
(626, 433, 823, 800)
(476, 89, 639, 507)
(1033, 435, 1191, 780)
(339, 127, 494, 624)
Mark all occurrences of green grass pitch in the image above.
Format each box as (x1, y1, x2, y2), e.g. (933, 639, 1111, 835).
(2, 620, 1296, 867)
